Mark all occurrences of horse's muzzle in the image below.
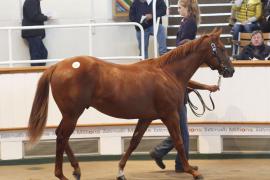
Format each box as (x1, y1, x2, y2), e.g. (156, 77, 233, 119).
(221, 66, 234, 78)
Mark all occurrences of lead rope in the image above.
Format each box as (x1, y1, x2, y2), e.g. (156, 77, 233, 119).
(187, 76, 221, 117)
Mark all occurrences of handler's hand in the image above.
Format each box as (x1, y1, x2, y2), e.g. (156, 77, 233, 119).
(207, 85, 219, 92)
(145, 14, 153, 20)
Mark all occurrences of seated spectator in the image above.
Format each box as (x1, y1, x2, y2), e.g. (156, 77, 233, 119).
(231, 0, 262, 55)
(228, 0, 236, 27)
(260, 0, 270, 32)
(235, 30, 270, 60)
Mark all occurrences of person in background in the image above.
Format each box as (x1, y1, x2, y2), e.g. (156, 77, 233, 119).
(22, 0, 51, 66)
(231, 0, 262, 54)
(260, 0, 270, 32)
(149, 0, 219, 173)
(129, 0, 167, 59)
(235, 30, 270, 60)
(228, 0, 237, 27)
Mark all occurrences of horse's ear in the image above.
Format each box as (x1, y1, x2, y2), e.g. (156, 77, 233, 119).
(211, 28, 222, 38)
(211, 27, 218, 34)
(216, 28, 223, 37)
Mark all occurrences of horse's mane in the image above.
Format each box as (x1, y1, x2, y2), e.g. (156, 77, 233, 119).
(135, 33, 210, 67)
(155, 34, 209, 67)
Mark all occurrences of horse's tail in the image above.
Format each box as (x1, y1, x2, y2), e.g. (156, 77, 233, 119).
(28, 65, 57, 145)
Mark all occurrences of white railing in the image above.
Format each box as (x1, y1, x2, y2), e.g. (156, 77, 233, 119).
(170, 3, 232, 8)
(0, 22, 145, 67)
(153, 0, 159, 58)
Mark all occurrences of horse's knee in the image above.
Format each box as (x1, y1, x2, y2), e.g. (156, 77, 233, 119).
(56, 134, 64, 142)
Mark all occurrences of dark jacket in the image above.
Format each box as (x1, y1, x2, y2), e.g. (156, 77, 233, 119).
(176, 16, 197, 46)
(236, 44, 270, 60)
(262, 0, 270, 18)
(176, 16, 198, 104)
(129, 0, 167, 31)
(21, 0, 48, 39)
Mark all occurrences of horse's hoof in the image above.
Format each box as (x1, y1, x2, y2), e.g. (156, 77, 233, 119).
(60, 177, 69, 180)
(56, 175, 69, 180)
(73, 168, 81, 180)
(73, 173, 81, 180)
(194, 174, 204, 180)
(116, 175, 127, 180)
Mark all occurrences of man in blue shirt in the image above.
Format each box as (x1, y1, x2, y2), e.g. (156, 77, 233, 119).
(129, 0, 167, 59)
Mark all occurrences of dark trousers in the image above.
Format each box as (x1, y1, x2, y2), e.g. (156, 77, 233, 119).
(261, 21, 270, 33)
(26, 36, 47, 66)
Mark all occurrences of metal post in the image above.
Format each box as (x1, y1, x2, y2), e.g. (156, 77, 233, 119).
(153, 0, 158, 58)
(89, 24, 93, 56)
(140, 27, 145, 60)
(7, 29, 13, 67)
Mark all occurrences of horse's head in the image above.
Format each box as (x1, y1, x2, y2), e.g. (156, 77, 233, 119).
(203, 28, 235, 78)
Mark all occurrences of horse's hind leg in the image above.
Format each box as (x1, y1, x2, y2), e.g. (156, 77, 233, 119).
(162, 115, 203, 179)
(54, 112, 83, 180)
(65, 143, 81, 180)
(117, 119, 152, 180)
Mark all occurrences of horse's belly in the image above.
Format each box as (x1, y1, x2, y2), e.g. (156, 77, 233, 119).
(93, 103, 157, 120)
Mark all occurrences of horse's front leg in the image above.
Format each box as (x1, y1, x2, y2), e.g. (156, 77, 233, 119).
(117, 119, 152, 180)
(162, 113, 203, 180)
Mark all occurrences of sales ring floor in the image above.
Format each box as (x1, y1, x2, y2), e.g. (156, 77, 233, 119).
(0, 159, 269, 180)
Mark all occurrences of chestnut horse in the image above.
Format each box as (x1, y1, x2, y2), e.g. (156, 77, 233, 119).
(28, 28, 234, 180)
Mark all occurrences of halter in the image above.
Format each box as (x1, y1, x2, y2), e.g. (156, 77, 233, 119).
(210, 42, 222, 65)
(187, 42, 224, 117)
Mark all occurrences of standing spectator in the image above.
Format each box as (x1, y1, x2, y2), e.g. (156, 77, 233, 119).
(149, 0, 219, 173)
(22, 0, 51, 66)
(235, 30, 270, 60)
(260, 0, 270, 32)
(175, 0, 200, 46)
(129, 0, 167, 59)
(231, 0, 262, 54)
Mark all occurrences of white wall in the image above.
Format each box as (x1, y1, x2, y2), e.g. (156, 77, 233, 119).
(189, 67, 270, 122)
(0, 0, 143, 65)
(0, 65, 269, 129)
(1, 65, 270, 159)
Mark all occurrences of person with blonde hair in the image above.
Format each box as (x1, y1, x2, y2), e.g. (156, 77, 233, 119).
(150, 0, 219, 173)
(176, 0, 200, 46)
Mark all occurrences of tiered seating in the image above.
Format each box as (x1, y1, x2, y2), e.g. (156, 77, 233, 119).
(167, 0, 232, 54)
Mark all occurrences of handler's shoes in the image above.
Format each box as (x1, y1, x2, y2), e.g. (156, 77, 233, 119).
(175, 165, 199, 173)
(149, 150, 166, 169)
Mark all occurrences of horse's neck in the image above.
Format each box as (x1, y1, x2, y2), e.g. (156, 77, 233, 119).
(164, 53, 204, 84)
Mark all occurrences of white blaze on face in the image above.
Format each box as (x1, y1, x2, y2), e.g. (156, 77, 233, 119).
(72, 61, 80, 69)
